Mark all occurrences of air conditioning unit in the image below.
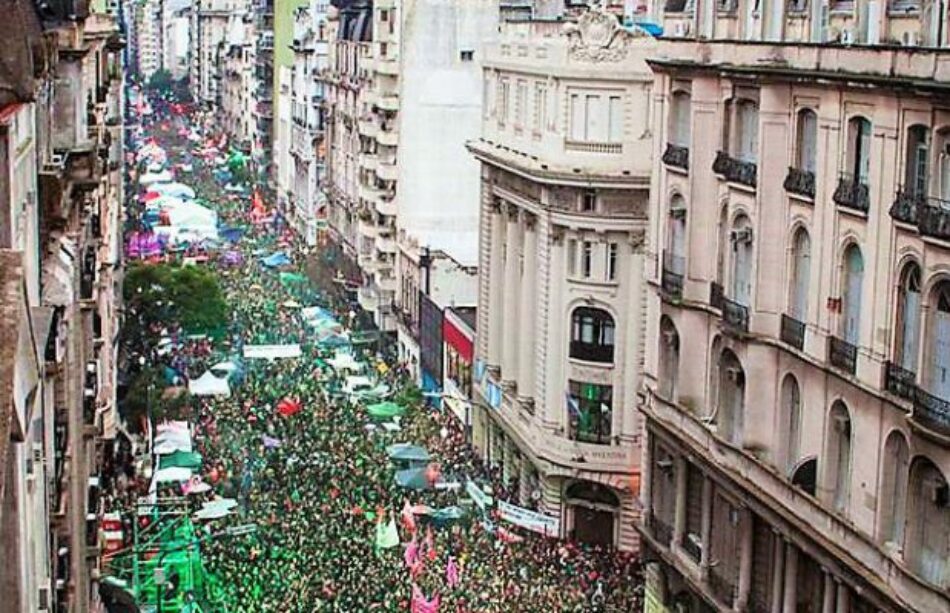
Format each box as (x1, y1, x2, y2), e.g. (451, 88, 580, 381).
(731, 228, 753, 244)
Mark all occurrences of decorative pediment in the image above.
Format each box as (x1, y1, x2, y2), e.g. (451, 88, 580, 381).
(564, 4, 644, 63)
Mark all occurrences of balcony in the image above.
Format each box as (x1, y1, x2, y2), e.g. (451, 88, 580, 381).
(884, 361, 916, 403)
(712, 150, 757, 188)
(709, 281, 724, 310)
(660, 251, 684, 301)
(564, 140, 622, 155)
(377, 157, 397, 181)
(913, 388, 950, 436)
(783, 167, 815, 199)
(358, 118, 378, 137)
(376, 123, 398, 147)
(828, 336, 857, 375)
(721, 297, 749, 334)
(833, 173, 870, 213)
(780, 313, 805, 350)
(889, 188, 950, 241)
(377, 94, 399, 112)
(661, 142, 689, 171)
(568, 341, 614, 364)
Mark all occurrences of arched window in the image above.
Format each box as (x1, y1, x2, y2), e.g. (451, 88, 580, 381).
(895, 262, 922, 373)
(906, 457, 950, 587)
(780, 374, 802, 474)
(716, 349, 745, 445)
(670, 92, 691, 148)
(879, 431, 910, 548)
(937, 129, 950, 201)
(659, 317, 680, 401)
(788, 227, 811, 321)
(826, 401, 852, 513)
(841, 244, 864, 345)
(792, 457, 818, 496)
(569, 307, 615, 363)
(795, 109, 818, 174)
(847, 116, 872, 185)
(730, 215, 753, 306)
(668, 195, 687, 276)
(926, 281, 950, 401)
(905, 124, 930, 197)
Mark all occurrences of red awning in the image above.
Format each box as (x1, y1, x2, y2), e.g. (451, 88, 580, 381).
(443, 318, 473, 363)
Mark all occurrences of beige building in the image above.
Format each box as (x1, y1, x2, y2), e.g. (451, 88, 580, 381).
(189, 0, 229, 107)
(468, 10, 656, 550)
(639, 5, 950, 612)
(221, 1, 257, 151)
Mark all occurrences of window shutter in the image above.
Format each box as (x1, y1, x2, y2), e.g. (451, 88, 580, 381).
(570, 94, 584, 141)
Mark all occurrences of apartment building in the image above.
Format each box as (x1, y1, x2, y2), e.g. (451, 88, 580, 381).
(221, 1, 257, 151)
(0, 2, 125, 612)
(134, 0, 163, 80)
(163, 4, 190, 80)
(189, 0, 229, 107)
(467, 9, 656, 550)
(639, 3, 950, 611)
(288, 0, 329, 245)
(254, 0, 276, 178)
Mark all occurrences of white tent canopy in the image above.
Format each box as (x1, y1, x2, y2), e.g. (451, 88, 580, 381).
(154, 466, 193, 483)
(328, 352, 362, 373)
(243, 344, 302, 360)
(151, 182, 196, 200)
(139, 170, 174, 185)
(189, 370, 232, 397)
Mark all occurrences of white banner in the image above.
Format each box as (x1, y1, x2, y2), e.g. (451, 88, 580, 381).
(466, 480, 494, 510)
(497, 500, 560, 537)
(243, 344, 302, 360)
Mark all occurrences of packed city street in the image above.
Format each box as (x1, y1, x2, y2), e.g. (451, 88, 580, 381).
(112, 100, 643, 612)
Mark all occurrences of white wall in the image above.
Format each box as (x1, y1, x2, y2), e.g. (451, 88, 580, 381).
(394, 0, 498, 267)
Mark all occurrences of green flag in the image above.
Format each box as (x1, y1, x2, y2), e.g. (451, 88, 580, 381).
(374, 516, 399, 555)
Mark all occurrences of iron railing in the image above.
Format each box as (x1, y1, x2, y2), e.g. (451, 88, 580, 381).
(569, 341, 614, 364)
(662, 142, 689, 170)
(713, 150, 757, 188)
(828, 336, 857, 374)
(918, 200, 950, 241)
(890, 187, 923, 225)
(914, 388, 950, 435)
(884, 361, 916, 402)
(783, 167, 816, 199)
(709, 281, 724, 310)
(833, 173, 870, 213)
(661, 251, 684, 300)
(722, 297, 749, 334)
(780, 314, 805, 350)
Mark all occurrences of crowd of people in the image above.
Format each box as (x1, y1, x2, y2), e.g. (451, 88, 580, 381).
(123, 102, 643, 612)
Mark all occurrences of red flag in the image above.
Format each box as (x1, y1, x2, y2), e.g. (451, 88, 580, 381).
(277, 397, 302, 417)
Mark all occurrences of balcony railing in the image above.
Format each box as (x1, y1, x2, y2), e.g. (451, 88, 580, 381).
(783, 167, 815, 199)
(661, 251, 684, 300)
(722, 297, 749, 334)
(780, 313, 805, 350)
(710, 281, 724, 310)
(661, 142, 689, 171)
(833, 173, 870, 213)
(884, 361, 916, 402)
(889, 188, 950, 241)
(828, 336, 857, 374)
(569, 341, 614, 364)
(712, 150, 757, 188)
(918, 200, 950, 241)
(913, 388, 950, 435)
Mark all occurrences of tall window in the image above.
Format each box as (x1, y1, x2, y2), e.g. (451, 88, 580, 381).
(717, 349, 745, 445)
(668, 196, 687, 275)
(670, 91, 691, 148)
(847, 116, 872, 184)
(570, 92, 622, 143)
(938, 130, 950, 200)
(736, 100, 759, 163)
(498, 78, 510, 125)
(926, 281, 950, 401)
(827, 401, 852, 514)
(730, 215, 753, 306)
(606, 242, 619, 281)
(841, 244, 864, 345)
(789, 228, 811, 320)
(879, 431, 909, 548)
(905, 125, 930, 196)
(515, 80, 527, 129)
(570, 307, 615, 363)
(796, 109, 818, 174)
(567, 239, 577, 275)
(659, 317, 680, 400)
(581, 241, 593, 278)
(533, 82, 547, 133)
(567, 380, 613, 445)
(608, 95, 623, 143)
(895, 262, 922, 373)
(781, 374, 802, 475)
(906, 457, 950, 588)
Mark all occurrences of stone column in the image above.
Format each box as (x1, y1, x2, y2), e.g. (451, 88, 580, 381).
(517, 215, 538, 400)
(834, 580, 850, 613)
(782, 544, 798, 613)
(770, 535, 785, 613)
(639, 435, 653, 523)
(501, 205, 522, 385)
(822, 572, 835, 613)
(736, 511, 754, 609)
(673, 456, 687, 544)
(699, 475, 712, 581)
(488, 201, 505, 368)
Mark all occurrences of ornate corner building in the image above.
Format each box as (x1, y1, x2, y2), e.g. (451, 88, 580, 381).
(468, 10, 658, 550)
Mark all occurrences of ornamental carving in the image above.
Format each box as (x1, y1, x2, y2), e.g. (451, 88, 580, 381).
(564, 4, 643, 63)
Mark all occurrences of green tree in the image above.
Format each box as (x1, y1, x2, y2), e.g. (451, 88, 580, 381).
(121, 366, 192, 432)
(124, 263, 228, 338)
(147, 68, 174, 93)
